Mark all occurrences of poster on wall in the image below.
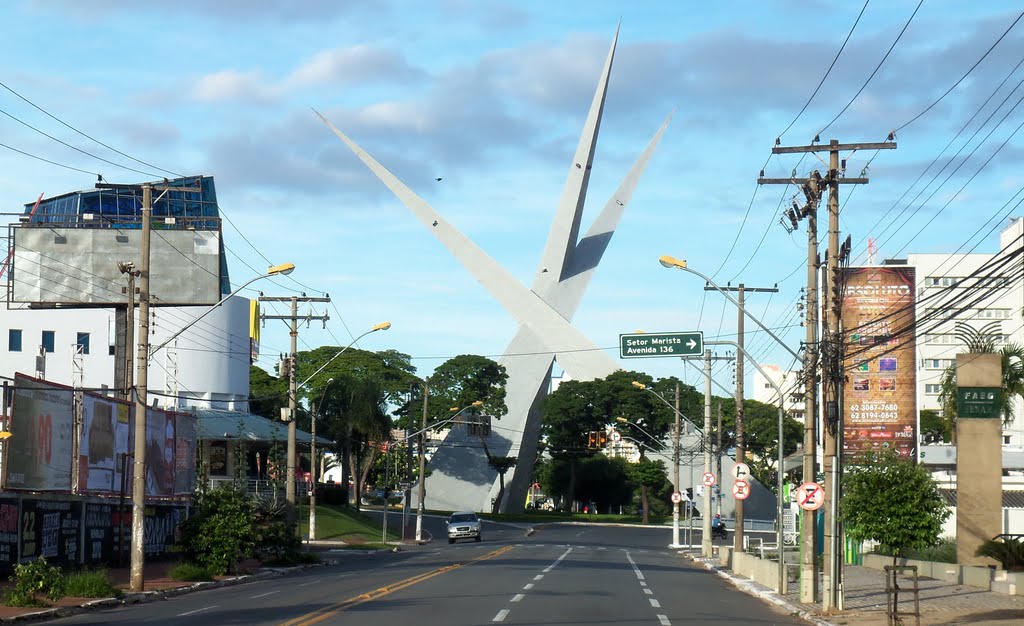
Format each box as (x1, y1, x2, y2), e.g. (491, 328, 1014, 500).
(78, 393, 131, 493)
(145, 408, 176, 497)
(0, 499, 19, 571)
(841, 266, 918, 462)
(19, 499, 81, 565)
(6, 375, 75, 491)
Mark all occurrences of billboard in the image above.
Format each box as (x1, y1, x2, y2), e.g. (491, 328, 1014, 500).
(78, 393, 132, 494)
(6, 376, 75, 491)
(11, 227, 220, 305)
(145, 407, 177, 497)
(841, 266, 918, 462)
(173, 412, 197, 495)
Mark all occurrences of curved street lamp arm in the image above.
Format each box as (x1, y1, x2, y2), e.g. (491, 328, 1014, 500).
(296, 322, 391, 392)
(404, 401, 483, 441)
(659, 257, 802, 362)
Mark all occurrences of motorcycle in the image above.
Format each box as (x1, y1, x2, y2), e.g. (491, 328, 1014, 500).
(711, 523, 728, 540)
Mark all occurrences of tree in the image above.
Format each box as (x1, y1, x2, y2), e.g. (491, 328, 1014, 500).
(248, 365, 288, 421)
(841, 451, 950, 607)
(938, 341, 1024, 444)
(626, 459, 668, 524)
(541, 379, 604, 508)
(920, 409, 951, 444)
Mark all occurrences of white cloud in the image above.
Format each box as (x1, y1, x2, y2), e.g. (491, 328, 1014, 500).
(193, 70, 275, 103)
(287, 46, 423, 89)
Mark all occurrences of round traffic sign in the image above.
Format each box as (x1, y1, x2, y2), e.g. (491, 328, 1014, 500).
(796, 482, 825, 511)
(732, 479, 751, 500)
(731, 462, 751, 480)
(671, 492, 682, 504)
(702, 472, 716, 487)
(610, 430, 622, 443)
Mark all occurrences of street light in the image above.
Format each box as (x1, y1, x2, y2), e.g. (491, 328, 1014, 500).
(129, 259, 294, 592)
(291, 321, 391, 524)
(308, 377, 338, 542)
(150, 262, 296, 358)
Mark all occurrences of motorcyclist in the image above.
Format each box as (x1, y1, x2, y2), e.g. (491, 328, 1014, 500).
(712, 513, 724, 530)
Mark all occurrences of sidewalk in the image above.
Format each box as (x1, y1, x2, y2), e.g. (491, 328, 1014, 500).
(693, 554, 1024, 625)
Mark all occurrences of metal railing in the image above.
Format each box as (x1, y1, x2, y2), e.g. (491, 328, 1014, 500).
(207, 476, 309, 497)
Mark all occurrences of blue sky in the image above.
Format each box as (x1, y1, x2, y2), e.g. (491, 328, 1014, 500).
(2, 1, 1023, 393)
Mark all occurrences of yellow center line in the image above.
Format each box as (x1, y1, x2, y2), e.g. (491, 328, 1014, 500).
(279, 545, 514, 626)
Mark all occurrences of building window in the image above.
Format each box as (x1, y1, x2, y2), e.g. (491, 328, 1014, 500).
(925, 384, 941, 395)
(1004, 435, 1012, 445)
(41, 330, 55, 353)
(76, 332, 90, 355)
(8, 329, 22, 352)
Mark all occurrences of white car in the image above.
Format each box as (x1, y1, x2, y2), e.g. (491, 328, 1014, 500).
(447, 511, 482, 544)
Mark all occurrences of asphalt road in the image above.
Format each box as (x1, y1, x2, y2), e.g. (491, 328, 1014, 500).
(52, 517, 804, 626)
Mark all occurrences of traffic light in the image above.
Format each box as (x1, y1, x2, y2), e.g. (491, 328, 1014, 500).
(685, 487, 693, 501)
(587, 432, 597, 449)
(597, 431, 608, 447)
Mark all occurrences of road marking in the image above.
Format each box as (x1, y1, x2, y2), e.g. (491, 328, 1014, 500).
(179, 606, 217, 617)
(542, 547, 573, 573)
(626, 552, 645, 581)
(297, 580, 319, 587)
(658, 614, 671, 625)
(279, 545, 514, 626)
(252, 591, 280, 598)
(644, 588, 653, 595)
(534, 574, 544, 581)
(650, 599, 661, 608)
(493, 609, 510, 622)
(511, 594, 524, 602)
(523, 583, 534, 590)
(640, 581, 647, 587)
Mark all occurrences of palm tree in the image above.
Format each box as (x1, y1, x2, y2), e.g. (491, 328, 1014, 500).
(937, 326, 1024, 443)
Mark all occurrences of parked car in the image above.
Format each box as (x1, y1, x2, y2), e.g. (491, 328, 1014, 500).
(447, 511, 482, 544)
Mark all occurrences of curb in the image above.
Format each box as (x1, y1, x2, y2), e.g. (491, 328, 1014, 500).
(0, 562, 326, 623)
(688, 555, 837, 626)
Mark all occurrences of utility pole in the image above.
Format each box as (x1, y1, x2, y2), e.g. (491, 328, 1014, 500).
(130, 183, 152, 593)
(707, 282, 777, 552)
(763, 137, 896, 610)
(671, 382, 682, 549)
(416, 379, 429, 542)
(259, 296, 331, 525)
(716, 402, 723, 515)
(702, 349, 712, 557)
(117, 264, 138, 402)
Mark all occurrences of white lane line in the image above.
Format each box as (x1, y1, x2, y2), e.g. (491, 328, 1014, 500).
(511, 593, 525, 602)
(650, 599, 661, 608)
(297, 580, 318, 587)
(251, 591, 279, 598)
(658, 615, 671, 626)
(523, 583, 534, 590)
(534, 574, 544, 581)
(493, 609, 510, 622)
(542, 546, 573, 573)
(178, 606, 217, 617)
(639, 581, 647, 587)
(625, 552, 645, 581)
(644, 588, 653, 595)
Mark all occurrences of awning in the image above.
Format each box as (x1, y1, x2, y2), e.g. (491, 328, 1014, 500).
(193, 408, 331, 446)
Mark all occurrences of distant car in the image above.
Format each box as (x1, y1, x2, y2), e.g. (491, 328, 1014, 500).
(447, 511, 482, 544)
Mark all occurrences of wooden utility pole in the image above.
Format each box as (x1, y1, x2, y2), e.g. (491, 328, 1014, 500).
(259, 296, 330, 524)
(762, 138, 896, 609)
(416, 379, 430, 542)
(130, 183, 152, 593)
(707, 282, 777, 552)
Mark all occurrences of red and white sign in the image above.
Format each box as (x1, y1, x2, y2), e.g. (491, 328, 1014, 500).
(732, 480, 750, 500)
(702, 472, 716, 487)
(671, 492, 683, 504)
(731, 462, 751, 480)
(610, 430, 622, 443)
(796, 482, 825, 511)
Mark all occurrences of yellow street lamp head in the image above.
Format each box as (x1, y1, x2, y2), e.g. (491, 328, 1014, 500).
(268, 262, 296, 276)
(658, 255, 686, 269)
(471, 400, 484, 407)
(615, 417, 629, 423)
(371, 321, 392, 332)
(630, 381, 647, 390)
(0, 431, 12, 440)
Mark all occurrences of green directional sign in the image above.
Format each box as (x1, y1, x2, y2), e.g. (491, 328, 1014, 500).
(619, 331, 704, 358)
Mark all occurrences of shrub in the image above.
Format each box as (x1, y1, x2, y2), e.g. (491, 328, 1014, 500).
(976, 537, 1024, 571)
(180, 484, 257, 575)
(64, 569, 121, 598)
(168, 562, 214, 582)
(253, 496, 299, 561)
(5, 557, 65, 607)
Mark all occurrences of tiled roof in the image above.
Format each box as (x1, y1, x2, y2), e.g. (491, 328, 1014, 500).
(938, 488, 1024, 509)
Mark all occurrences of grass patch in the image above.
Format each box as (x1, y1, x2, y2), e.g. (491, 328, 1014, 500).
(64, 569, 121, 598)
(873, 537, 957, 564)
(298, 504, 398, 542)
(168, 562, 213, 582)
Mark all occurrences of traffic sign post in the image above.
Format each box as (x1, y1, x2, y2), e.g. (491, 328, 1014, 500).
(732, 480, 750, 500)
(731, 462, 751, 480)
(610, 430, 621, 443)
(702, 472, 716, 487)
(796, 482, 825, 511)
(619, 331, 704, 358)
(671, 492, 682, 504)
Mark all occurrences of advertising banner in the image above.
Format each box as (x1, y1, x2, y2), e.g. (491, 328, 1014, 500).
(841, 266, 918, 461)
(145, 407, 176, 497)
(19, 499, 81, 565)
(83, 502, 116, 564)
(78, 393, 131, 493)
(0, 499, 18, 570)
(173, 412, 197, 495)
(6, 376, 75, 491)
(145, 505, 187, 555)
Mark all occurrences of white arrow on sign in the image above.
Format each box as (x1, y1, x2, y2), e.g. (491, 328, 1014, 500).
(686, 338, 697, 350)
(731, 462, 750, 480)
